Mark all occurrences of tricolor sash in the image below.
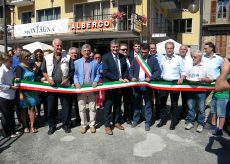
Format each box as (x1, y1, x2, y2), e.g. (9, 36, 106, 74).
(135, 55, 152, 78)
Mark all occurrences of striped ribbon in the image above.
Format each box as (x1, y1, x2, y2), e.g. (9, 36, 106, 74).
(135, 55, 152, 78)
(15, 80, 215, 94)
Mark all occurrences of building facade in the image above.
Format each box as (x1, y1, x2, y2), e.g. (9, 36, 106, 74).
(0, 0, 201, 54)
(203, 0, 230, 58)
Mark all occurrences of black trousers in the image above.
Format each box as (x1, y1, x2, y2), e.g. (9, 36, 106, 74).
(0, 97, 16, 137)
(180, 91, 188, 118)
(159, 90, 180, 123)
(104, 89, 122, 127)
(47, 93, 70, 129)
(122, 87, 133, 120)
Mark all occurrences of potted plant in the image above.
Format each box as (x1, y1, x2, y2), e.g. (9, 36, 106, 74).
(141, 15, 147, 24)
(111, 11, 126, 31)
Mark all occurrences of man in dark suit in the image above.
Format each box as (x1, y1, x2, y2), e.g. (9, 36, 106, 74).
(102, 39, 129, 135)
(129, 44, 161, 131)
(119, 43, 132, 124)
(129, 40, 141, 63)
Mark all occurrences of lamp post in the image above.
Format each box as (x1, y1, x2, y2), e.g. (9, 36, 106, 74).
(188, 0, 203, 50)
(9, 5, 15, 42)
(3, 0, 7, 53)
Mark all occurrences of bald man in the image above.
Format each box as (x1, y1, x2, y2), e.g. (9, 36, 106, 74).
(178, 45, 193, 120)
(41, 38, 74, 135)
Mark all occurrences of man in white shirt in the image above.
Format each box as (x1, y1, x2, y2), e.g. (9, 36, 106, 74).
(178, 45, 193, 120)
(185, 50, 213, 133)
(156, 41, 186, 130)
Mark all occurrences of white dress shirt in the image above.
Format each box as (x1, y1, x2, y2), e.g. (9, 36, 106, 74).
(112, 54, 121, 78)
(160, 54, 186, 81)
(138, 58, 147, 81)
(0, 64, 15, 100)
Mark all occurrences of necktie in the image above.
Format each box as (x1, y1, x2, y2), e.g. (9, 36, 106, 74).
(114, 56, 121, 78)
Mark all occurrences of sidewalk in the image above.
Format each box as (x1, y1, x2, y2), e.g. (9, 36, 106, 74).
(1, 107, 230, 164)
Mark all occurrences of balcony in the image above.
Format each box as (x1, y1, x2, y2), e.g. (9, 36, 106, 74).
(10, 0, 34, 7)
(160, 0, 177, 10)
(203, 12, 230, 25)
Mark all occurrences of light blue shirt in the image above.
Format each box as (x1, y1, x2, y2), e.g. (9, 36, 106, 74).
(201, 53, 222, 80)
(149, 52, 163, 65)
(160, 54, 186, 81)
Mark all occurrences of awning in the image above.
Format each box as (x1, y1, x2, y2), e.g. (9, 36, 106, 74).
(2, 31, 140, 46)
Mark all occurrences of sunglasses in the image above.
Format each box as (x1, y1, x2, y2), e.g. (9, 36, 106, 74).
(120, 49, 127, 51)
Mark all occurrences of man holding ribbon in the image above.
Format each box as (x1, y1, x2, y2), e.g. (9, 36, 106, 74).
(156, 41, 186, 130)
(74, 44, 100, 134)
(129, 43, 161, 131)
(102, 39, 129, 135)
(41, 38, 73, 135)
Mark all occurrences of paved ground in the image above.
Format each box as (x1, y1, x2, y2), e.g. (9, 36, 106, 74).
(1, 100, 230, 164)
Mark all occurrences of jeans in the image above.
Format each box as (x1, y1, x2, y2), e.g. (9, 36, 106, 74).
(210, 97, 228, 117)
(187, 92, 206, 125)
(132, 86, 153, 126)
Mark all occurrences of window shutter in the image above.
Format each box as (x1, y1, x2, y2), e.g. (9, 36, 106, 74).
(210, 1, 217, 23)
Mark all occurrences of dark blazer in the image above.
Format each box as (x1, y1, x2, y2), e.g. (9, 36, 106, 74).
(129, 55, 161, 81)
(129, 51, 135, 63)
(102, 52, 128, 82)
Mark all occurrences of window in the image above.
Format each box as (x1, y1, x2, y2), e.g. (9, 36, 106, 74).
(74, 1, 110, 22)
(21, 12, 32, 24)
(174, 19, 192, 33)
(217, 0, 229, 19)
(37, 7, 60, 22)
(0, 6, 3, 18)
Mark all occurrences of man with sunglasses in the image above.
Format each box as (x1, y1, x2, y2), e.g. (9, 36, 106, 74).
(119, 43, 132, 124)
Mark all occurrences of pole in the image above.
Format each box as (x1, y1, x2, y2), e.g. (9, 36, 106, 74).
(3, 0, 8, 53)
(199, 0, 203, 50)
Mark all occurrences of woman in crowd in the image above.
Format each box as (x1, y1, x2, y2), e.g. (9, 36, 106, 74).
(94, 53, 104, 109)
(16, 50, 39, 133)
(0, 53, 19, 138)
(33, 49, 48, 122)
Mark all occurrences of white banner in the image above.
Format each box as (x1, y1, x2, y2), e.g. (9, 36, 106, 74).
(14, 19, 69, 37)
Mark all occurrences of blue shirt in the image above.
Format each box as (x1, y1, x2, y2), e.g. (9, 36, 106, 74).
(12, 55, 20, 77)
(202, 54, 222, 80)
(152, 52, 163, 65)
(97, 62, 103, 78)
(160, 54, 186, 81)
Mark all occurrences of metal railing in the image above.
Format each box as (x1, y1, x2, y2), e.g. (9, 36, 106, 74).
(203, 12, 230, 25)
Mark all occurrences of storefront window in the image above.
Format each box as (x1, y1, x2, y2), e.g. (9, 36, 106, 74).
(217, 0, 228, 19)
(74, 1, 110, 22)
(37, 7, 60, 22)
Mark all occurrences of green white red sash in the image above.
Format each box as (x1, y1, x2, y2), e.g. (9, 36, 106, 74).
(15, 80, 215, 94)
(135, 55, 152, 78)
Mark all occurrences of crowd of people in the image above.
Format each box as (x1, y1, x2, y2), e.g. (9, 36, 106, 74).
(0, 38, 230, 138)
